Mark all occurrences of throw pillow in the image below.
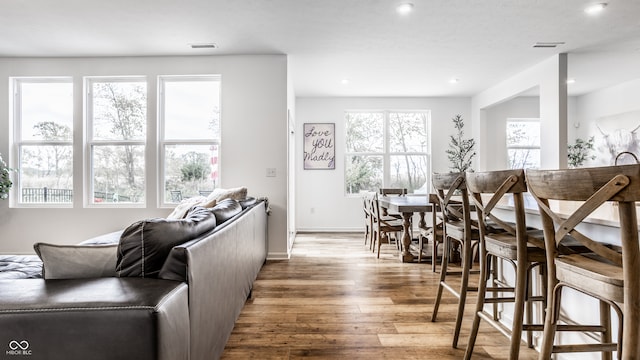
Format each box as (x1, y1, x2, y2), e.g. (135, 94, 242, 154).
(166, 195, 207, 219)
(33, 243, 118, 280)
(205, 186, 248, 203)
(117, 206, 217, 278)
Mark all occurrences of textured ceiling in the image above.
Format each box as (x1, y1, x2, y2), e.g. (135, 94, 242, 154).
(1, 0, 639, 97)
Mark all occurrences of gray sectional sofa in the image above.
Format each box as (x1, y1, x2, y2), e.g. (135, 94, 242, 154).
(0, 198, 268, 360)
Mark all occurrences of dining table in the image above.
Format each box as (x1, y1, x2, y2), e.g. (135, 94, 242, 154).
(378, 195, 433, 263)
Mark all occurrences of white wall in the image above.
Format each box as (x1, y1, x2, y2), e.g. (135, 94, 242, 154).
(0, 55, 289, 258)
(472, 54, 568, 170)
(295, 96, 470, 231)
(573, 78, 640, 167)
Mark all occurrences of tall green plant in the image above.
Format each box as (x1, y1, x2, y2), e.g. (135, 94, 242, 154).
(445, 115, 476, 173)
(0, 153, 13, 200)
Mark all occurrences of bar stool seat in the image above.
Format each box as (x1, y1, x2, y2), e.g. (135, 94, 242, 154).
(556, 254, 623, 299)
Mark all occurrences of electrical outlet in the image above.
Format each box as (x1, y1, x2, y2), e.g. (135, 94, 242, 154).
(266, 168, 276, 177)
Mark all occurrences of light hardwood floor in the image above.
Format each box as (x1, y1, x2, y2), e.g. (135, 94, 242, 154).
(222, 232, 540, 359)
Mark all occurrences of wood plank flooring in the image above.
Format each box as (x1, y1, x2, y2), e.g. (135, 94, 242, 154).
(222, 232, 540, 359)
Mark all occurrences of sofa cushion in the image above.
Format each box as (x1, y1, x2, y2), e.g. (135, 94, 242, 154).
(117, 206, 217, 278)
(211, 198, 243, 224)
(238, 196, 257, 209)
(34, 243, 118, 280)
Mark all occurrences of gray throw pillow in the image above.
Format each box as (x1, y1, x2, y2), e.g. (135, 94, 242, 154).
(33, 243, 118, 280)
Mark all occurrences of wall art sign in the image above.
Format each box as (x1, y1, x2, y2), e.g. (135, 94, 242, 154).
(303, 123, 335, 170)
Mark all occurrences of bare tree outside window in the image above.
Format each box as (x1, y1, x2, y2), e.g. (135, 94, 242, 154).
(506, 119, 540, 169)
(89, 80, 146, 204)
(345, 111, 430, 195)
(14, 79, 74, 204)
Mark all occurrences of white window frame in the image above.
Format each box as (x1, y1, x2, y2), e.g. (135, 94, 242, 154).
(84, 76, 147, 208)
(344, 109, 431, 197)
(11, 77, 74, 208)
(506, 117, 540, 169)
(157, 75, 221, 207)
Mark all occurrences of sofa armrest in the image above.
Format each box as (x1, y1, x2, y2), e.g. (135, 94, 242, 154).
(0, 278, 189, 360)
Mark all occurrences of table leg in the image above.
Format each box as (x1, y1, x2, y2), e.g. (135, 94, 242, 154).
(400, 212, 414, 262)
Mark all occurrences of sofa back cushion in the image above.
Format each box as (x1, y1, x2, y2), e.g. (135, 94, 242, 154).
(116, 206, 217, 278)
(211, 198, 243, 224)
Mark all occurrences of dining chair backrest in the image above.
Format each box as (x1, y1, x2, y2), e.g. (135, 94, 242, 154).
(379, 188, 407, 196)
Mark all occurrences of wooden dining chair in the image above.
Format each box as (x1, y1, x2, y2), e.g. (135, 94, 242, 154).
(526, 164, 640, 360)
(417, 193, 444, 272)
(463, 169, 547, 360)
(363, 193, 374, 248)
(379, 188, 409, 249)
(371, 193, 404, 258)
(431, 172, 481, 348)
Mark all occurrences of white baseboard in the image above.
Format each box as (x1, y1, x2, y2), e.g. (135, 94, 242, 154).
(266, 252, 291, 260)
(296, 228, 363, 233)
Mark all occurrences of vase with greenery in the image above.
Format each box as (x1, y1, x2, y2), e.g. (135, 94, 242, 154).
(0, 153, 13, 200)
(567, 136, 596, 168)
(445, 114, 476, 173)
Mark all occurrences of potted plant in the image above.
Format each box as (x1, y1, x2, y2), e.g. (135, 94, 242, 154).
(567, 136, 596, 168)
(0, 153, 13, 200)
(445, 114, 476, 173)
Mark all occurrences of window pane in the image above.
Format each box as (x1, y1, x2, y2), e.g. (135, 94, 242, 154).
(164, 144, 218, 202)
(92, 81, 146, 141)
(20, 82, 73, 141)
(345, 155, 382, 194)
(389, 155, 429, 193)
(164, 80, 220, 140)
(92, 145, 145, 204)
(508, 149, 540, 169)
(389, 112, 428, 153)
(19, 145, 73, 203)
(506, 121, 540, 147)
(345, 113, 383, 152)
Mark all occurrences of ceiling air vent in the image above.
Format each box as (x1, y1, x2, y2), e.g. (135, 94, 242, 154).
(533, 42, 565, 48)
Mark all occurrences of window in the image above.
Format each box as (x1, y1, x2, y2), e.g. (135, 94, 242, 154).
(159, 76, 221, 204)
(12, 78, 74, 205)
(345, 111, 430, 195)
(86, 78, 147, 205)
(506, 118, 540, 169)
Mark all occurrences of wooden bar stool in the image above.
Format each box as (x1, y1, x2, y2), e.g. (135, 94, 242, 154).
(431, 172, 480, 348)
(527, 164, 640, 360)
(463, 169, 547, 359)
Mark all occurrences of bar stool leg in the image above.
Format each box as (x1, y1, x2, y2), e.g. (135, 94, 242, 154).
(431, 235, 451, 322)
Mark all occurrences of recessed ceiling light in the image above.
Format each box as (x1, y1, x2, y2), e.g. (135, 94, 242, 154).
(341, 79, 349, 85)
(584, 3, 607, 14)
(190, 43, 218, 49)
(449, 78, 460, 84)
(396, 3, 414, 15)
(566, 78, 576, 84)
